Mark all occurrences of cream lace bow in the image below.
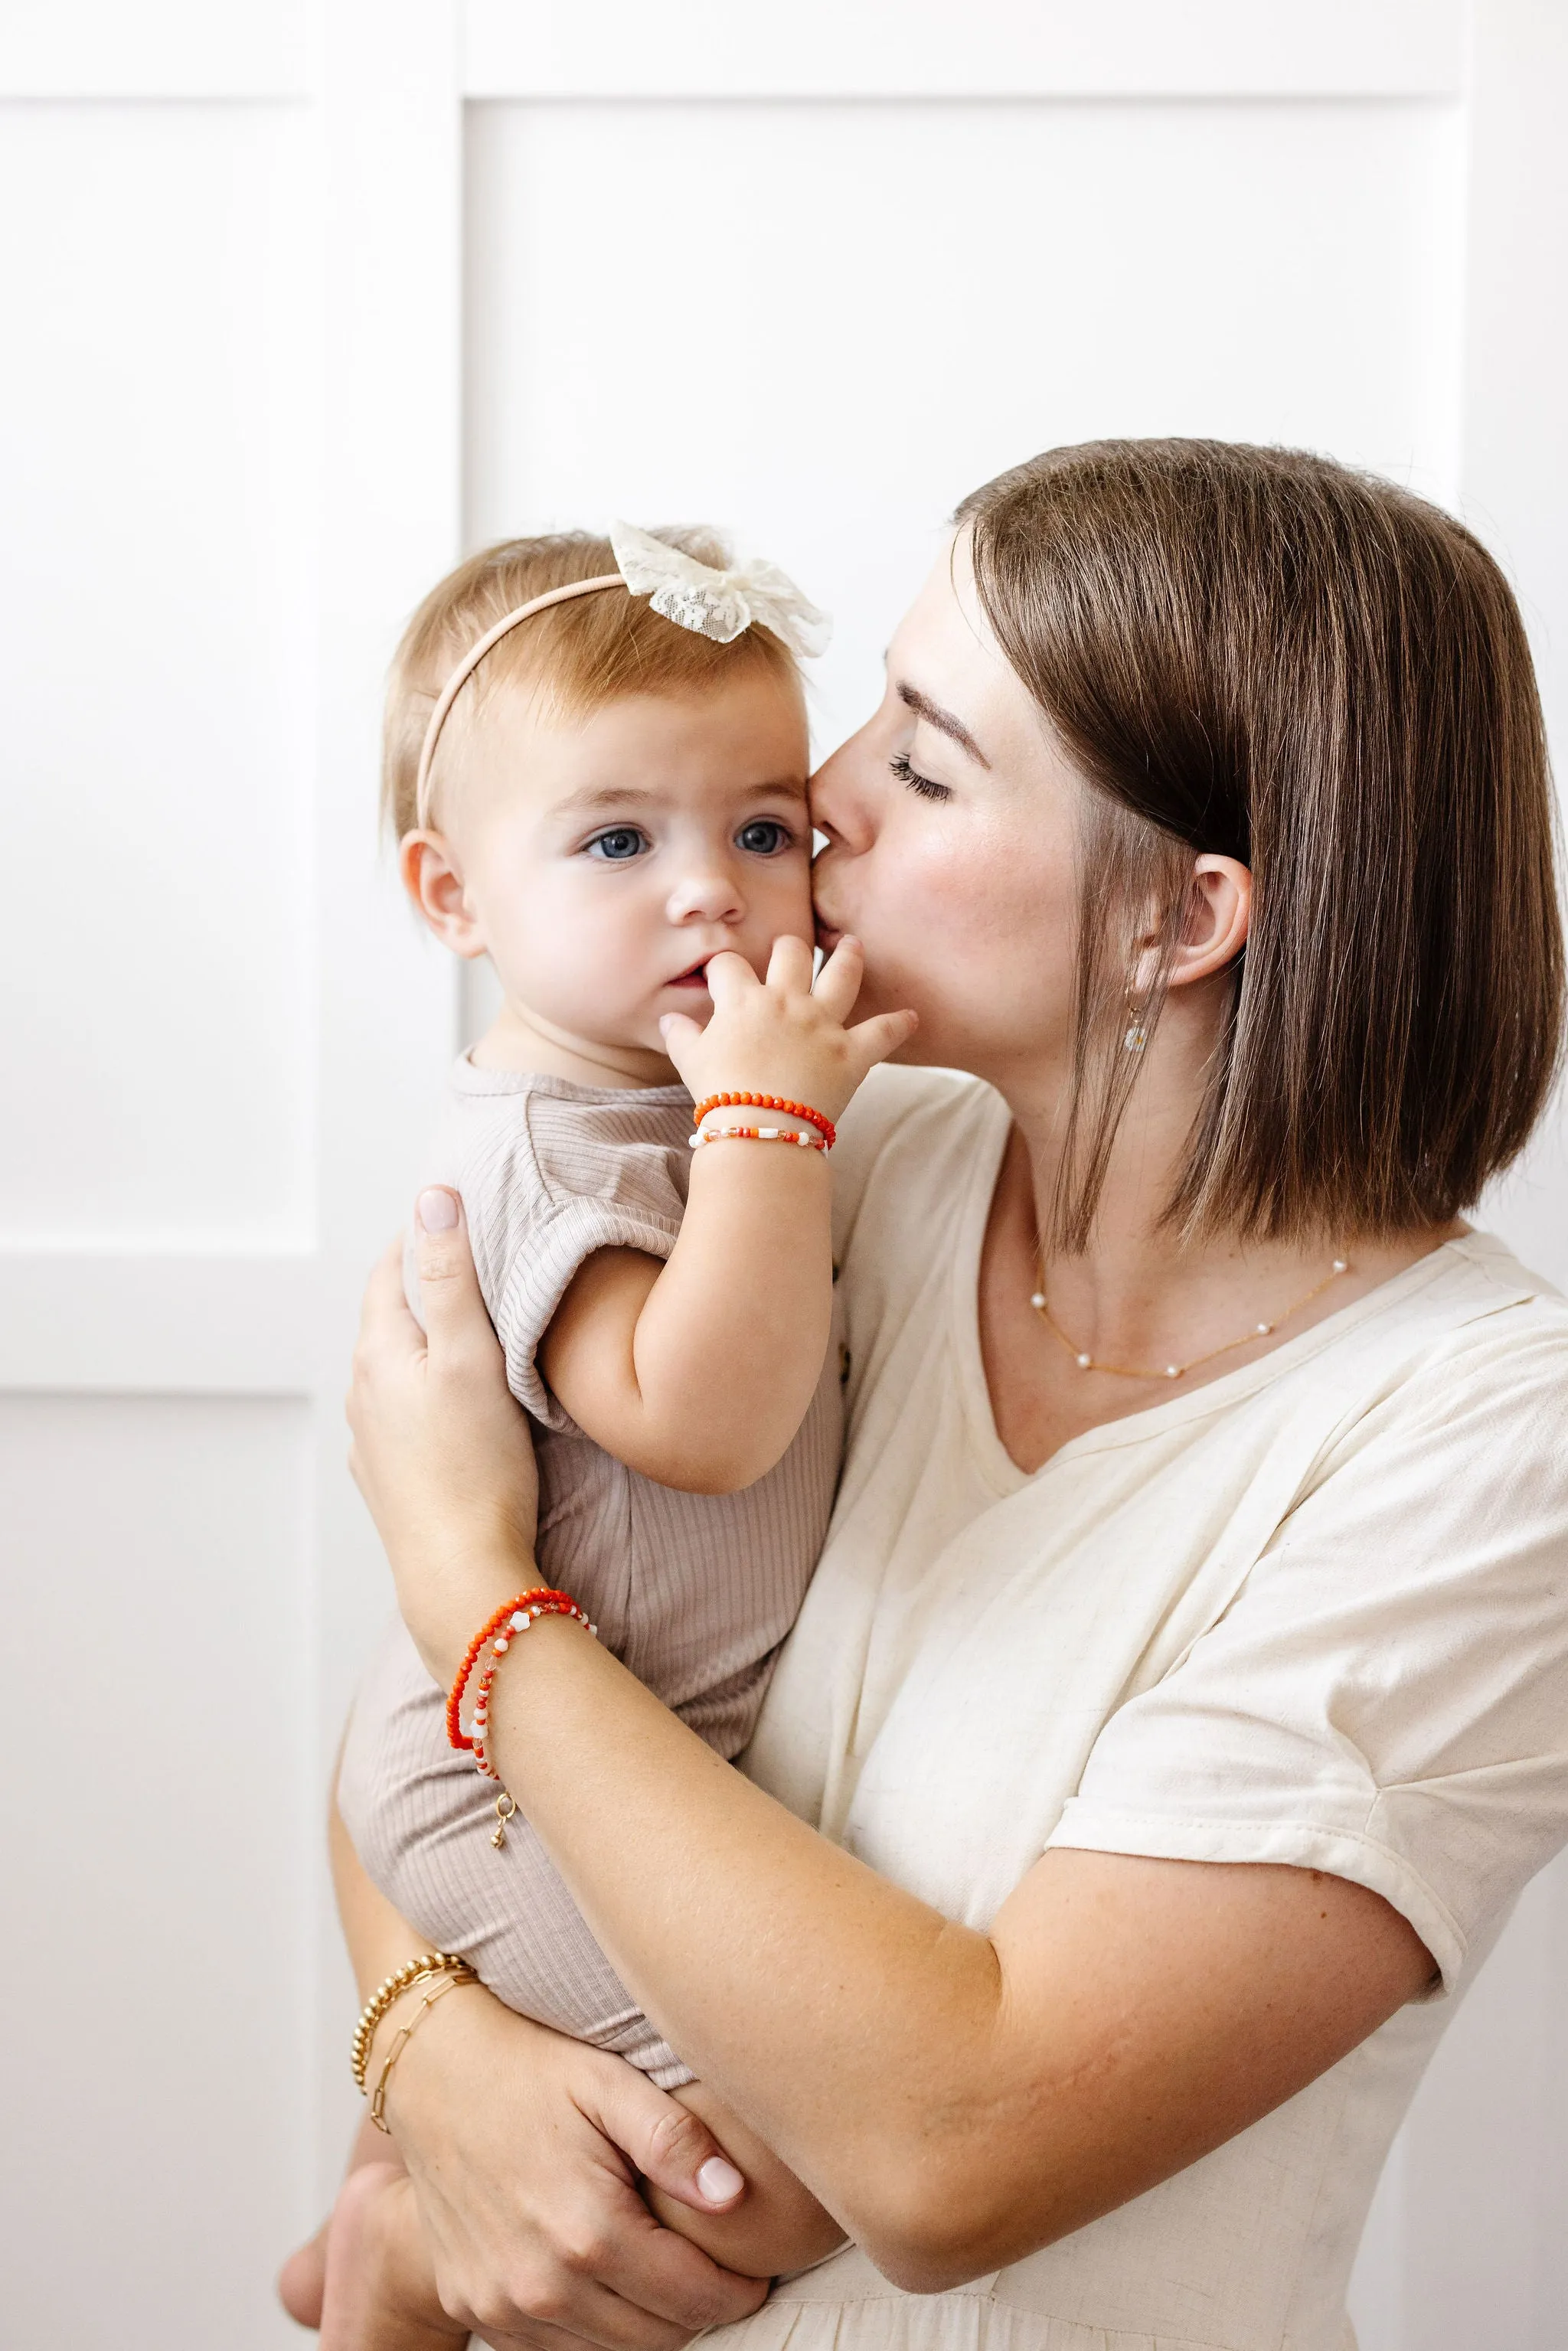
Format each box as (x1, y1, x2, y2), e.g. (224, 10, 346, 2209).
(609, 520, 831, 658)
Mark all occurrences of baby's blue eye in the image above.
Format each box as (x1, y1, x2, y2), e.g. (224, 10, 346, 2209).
(737, 820, 791, 856)
(586, 827, 648, 861)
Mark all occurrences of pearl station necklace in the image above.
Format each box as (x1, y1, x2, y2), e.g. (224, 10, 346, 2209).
(1029, 1253, 1351, 1383)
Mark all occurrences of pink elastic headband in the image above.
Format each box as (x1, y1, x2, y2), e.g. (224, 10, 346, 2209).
(413, 573, 623, 830)
(410, 523, 831, 832)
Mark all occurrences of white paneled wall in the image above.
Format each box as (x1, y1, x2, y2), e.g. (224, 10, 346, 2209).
(2, 7, 1564, 2346)
(1, 103, 316, 1243)
(0, 1396, 312, 2339)
(466, 95, 1465, 760)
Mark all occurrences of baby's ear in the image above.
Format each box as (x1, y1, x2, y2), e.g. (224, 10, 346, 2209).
(399, 831, 488, 958)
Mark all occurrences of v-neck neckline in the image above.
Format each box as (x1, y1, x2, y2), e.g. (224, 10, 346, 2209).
(946, 1089, 1500, 1487)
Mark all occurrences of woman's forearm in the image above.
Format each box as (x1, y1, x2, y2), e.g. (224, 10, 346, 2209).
(482, 1613, 1430, 2289)
(480, 1621, 998, 2254)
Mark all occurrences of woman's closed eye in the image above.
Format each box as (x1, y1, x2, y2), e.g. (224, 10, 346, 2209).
(584, 825, 649, 862)
(890, 750, 952, 803)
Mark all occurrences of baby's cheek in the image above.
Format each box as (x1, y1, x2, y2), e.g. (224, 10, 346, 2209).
(766, 856, 816, 945)
(488, 896, 601, 1016)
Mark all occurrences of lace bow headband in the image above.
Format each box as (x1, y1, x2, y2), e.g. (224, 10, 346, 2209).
(413, 521, 831, 829)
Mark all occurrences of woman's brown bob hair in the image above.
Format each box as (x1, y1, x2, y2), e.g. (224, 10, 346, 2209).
(957, 440, 1564, 1248)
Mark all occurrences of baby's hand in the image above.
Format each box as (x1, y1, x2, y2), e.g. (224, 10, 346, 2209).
(661, 935, 916, 1125)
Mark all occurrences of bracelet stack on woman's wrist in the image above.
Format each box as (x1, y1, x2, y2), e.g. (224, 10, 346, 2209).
(351, 1951, 477, 2098)
(367, 1969, 478, 2131)
(445, 1589, 599, 1844)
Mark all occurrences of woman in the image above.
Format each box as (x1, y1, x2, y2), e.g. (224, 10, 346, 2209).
(332, 441, 1568, 2351)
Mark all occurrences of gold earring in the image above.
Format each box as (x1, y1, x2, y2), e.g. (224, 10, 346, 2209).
(1123, 998, 1148, 1054)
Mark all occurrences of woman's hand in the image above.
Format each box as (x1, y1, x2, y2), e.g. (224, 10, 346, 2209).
(347, 1190, 539, 1686)
(328, 1810, 767, 2351)
(387, 1987, 770, 2351)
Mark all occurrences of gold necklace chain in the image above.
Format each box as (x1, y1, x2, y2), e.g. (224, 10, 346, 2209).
(1029, 1254, 1351, 1383)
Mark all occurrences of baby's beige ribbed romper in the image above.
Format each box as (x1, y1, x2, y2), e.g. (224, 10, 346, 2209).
(338, 1061, 843, 2087)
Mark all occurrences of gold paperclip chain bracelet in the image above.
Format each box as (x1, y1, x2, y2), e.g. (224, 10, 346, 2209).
(351, 1951, 475, 2092)
(369, 1969, 479, 2133)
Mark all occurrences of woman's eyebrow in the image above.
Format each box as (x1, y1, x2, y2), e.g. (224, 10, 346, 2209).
(897, 681, 991, 769)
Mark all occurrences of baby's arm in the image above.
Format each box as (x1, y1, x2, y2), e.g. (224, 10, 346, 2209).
(541, 934, 913, 1494)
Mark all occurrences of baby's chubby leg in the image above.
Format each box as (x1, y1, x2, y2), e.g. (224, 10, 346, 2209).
(277, 2111, 387, 2328)
(338, 1623, 844, 2280)
(318, 2163, 468, 2351)
(278, 2118, 466, 2348)
(277, 2122, 466, 2349)
(339, 1618, 691, 2076)
(651, 2082, 847, 2281)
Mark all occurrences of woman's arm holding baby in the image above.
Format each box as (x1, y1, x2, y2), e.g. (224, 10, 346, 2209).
(354, 1216, 1436, 2300)
(329, 1793, 775, 2349)
(541, 936, 913, 1492)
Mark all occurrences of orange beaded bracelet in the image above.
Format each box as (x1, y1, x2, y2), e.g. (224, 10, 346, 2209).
(691, 1092, 835, 1148)
(469, 1595, 595, 1785)
(446, 1588, 597, 1773)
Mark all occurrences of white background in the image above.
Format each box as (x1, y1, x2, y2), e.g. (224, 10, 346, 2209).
(2, 5, 1565, 2345)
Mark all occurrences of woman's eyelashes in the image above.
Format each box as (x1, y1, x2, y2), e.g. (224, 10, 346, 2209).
(890, 750, 952, 803)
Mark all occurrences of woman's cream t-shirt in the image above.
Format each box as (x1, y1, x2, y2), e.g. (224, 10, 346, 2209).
(727, 1068, 1568, 2351)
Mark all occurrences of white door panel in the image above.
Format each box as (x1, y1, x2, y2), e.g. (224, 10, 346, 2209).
(1, 1395, 312, 2348)
(0, 102, 316, 1242)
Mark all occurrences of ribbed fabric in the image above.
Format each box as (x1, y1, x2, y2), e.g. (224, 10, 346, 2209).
(339, 1060, 842, 2086)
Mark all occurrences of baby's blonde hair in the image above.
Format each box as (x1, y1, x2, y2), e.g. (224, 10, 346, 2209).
(383, 528, 802, 838)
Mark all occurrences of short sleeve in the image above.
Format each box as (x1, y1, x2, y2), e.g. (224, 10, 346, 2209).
(411, 1083, 689, 1430)
(1046, 1325, 1568, 1993)
(493, 1196, 683, 1428)
(829, 1065, 991, 1267)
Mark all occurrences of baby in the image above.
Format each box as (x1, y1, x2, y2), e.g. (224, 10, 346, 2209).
(307, 524, 913, 2340)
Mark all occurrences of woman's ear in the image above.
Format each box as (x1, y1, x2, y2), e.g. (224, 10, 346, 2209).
(1165, 854, 1252, 991)
(400, 831, 489, 959)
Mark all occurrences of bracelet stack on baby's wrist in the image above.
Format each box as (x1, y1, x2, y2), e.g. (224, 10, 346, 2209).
(689, 1092, 836, 1154)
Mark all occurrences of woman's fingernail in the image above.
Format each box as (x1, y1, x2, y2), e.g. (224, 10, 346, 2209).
(696, 2156, 746, 2204)
(417, 1187, 459, 1233)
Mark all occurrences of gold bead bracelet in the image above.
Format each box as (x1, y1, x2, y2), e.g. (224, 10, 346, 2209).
(350, 1951, 475, 2092)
